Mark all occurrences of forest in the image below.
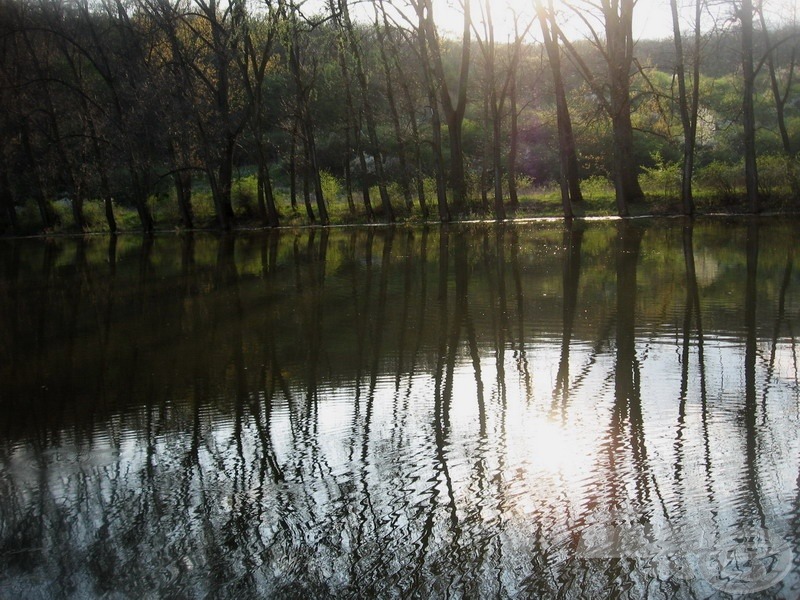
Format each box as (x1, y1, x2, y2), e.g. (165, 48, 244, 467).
(0, 0, 798, 234)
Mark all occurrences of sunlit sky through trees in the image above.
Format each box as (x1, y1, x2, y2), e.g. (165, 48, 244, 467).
(344, 0, 799, 43)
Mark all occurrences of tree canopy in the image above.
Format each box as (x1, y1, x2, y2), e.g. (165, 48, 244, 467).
(0, 0, 798, 234)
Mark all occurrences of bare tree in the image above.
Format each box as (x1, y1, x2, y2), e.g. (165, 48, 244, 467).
(756, 1, 800, 201)
(557, 0, 645, 216)
(234, 0, 282, 227)
(536, 0, 583, 218)
(422, 0, 471, 213)
(670, 0, 704, 215)
(373, 0, 413, 214)
(473, 4, 532, 219)
(337, 0, 395, 222)
(284, 0, 329, 224)
(409, 0, 449, 220)
(376, 0, 430, 217)
(739, 0, 760, 212)
(473, 0, 506, 219)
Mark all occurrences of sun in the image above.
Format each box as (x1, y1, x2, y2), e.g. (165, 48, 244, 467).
(430, 0, 677, 43)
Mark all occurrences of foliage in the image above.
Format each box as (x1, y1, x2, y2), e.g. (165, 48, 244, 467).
(1, 0, 798, 234)
(640, 152, 681, 198)
(757, 154, 792, 199)
(320, 171, 342, 206)
(695, 161, 742, 203)
(580, 176, 615, 201)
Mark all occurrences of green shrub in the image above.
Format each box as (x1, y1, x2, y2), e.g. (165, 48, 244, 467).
(52, 199, 73, 227)
(192, 190, 217, 224)
(514, 173, 535, 193)
(422, 177, 439, 203)
(580, 175, 614, 200)
(233, 175, 259, 218)
(83, 199, 109, 231)
(757, 154, 790, 199)
(641, 152, 681, 198)
(696, 161, 741, 202)
(319, 170, 341, 204)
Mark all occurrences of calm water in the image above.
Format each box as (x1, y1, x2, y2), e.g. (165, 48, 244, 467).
(1, 217, 799, 598)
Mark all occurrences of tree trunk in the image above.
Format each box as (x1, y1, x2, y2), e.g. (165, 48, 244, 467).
(0, 168, 19, 234)
(290, 120, 299, 211)
(670, 0, 696, 215)
(130, 169, 154, 234)
(480, 0, 505, 220)
(356, 121, 376, 222)
(259, 160, 280, 227)
(390, 16, 429, 218)
(610, 108, 644, 216)
(758, 6, 799, 202)
(174, 169, 194, 230)
(556, 0, 642, 216)
(333, 12, 366, 218)
(491, 90, 505, 219)
(302, 151, 315, 222)
(607, 0, 644, 215)
(339, 0, 393, 222)
(375, 4, 412, 213)
(481, 91, 491, 211)
(507, 61, 520, 209)
(287, 24, 327, 225)
(208, 169, 231, 230)
(416, 2, 449, 221)
(254, 154, 270, 226)
(308, 139, 330, 225)
(741, 0, 759, 213)
(424, 0, 470, 213)
(537, 1, 582, 217)
(219, 135, 236, 222)
(303, 114, 327, 225)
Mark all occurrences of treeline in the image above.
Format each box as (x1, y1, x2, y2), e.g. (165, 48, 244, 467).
(0, 0, 798, 234)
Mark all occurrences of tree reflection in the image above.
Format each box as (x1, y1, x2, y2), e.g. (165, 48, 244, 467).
(743, 219, 767, 527)
(1, 220, 800, 597)
(610, 221, 649, 512)
(674, 221, 712, 500)
(553, 219, 584, 419)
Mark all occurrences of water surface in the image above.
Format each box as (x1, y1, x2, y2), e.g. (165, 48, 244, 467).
(1, 217, 799, 598)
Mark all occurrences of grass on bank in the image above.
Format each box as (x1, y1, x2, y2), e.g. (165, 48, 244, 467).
(6, 157, 800, 236)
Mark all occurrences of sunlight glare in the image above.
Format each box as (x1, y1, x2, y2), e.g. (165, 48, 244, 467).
(432, 0, 678, 43)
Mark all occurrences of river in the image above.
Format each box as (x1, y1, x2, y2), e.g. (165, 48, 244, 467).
(1, 216, 799, 598)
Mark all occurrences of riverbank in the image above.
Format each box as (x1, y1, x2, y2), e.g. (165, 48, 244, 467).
(2, 184, 799, 238)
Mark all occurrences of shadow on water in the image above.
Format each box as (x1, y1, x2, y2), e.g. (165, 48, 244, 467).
(0, 217, 799, 598)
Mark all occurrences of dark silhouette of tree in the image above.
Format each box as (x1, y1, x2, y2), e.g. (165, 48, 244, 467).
(376, 0, 429, 217)
(374, 1, 413, 214)
(235, 0, 282, 227)
(757, 4, 800, 202)
(740, 0, 760, 212)
(670, 0, 703, 215)
(283, 1, 328, 224)
(338, 0, 394, 222)
(406, 0, 449, 221)
(536, 0, 583, 217)
(557, 0, 645, 216)
(422, 0, 471, 214)
(553, 220, 583, 416)
(472, 5, 530, 219)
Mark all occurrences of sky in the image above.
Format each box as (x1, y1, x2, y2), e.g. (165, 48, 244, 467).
(430, 0, 698, 42)
(418, 0, 798, 43)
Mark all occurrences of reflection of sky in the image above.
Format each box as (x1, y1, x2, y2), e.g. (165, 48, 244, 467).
(2, 221, 800, 597)
(263, 331, 800, 566)
(3, 335, 799, 596)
